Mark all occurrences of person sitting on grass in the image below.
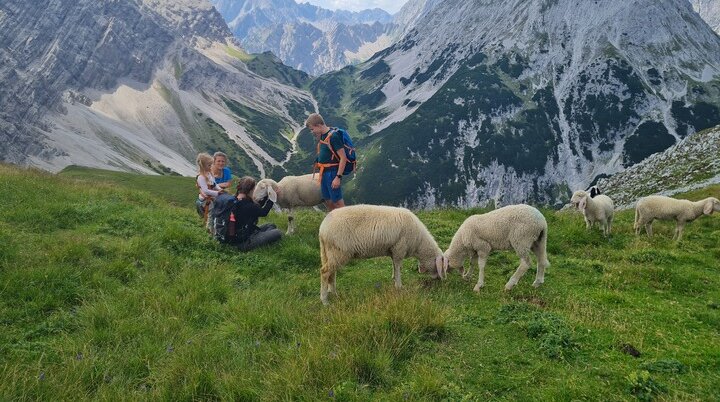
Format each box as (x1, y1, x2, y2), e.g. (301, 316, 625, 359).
(232, 176, 282, 251)
(211, 151, 233, 190)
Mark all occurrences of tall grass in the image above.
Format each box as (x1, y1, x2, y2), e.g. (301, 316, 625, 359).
(1, 164, 719, 400)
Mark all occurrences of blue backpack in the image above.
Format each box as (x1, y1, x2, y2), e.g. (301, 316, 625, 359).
(317, 127, 357, 175)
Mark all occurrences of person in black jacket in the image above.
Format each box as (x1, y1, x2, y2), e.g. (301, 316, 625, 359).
(232, 176, 282, 251)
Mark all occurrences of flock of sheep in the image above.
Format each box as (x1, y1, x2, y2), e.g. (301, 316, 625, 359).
(250, 175, 720, 305)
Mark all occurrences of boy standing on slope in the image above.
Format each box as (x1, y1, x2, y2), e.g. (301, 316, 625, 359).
(306, 113, 347, 211)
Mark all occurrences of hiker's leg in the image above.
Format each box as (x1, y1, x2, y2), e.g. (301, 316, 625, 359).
(258, 223, 277, 232)
(241, 229, 282, 251)
(195, 199, 205, 217)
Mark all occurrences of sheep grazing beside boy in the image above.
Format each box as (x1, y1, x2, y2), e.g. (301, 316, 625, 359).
(318, 204, 446, 305)
(253, 174, 323, 235)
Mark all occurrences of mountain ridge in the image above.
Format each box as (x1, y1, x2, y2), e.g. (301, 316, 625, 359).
(0, 0, 315, 176)
(210, 0, 395, 75)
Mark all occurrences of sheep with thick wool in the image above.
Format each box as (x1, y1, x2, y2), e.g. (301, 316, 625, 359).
(634, 195, 720, 241)
(444, 205, 549, 292)
(318, 204, 446, 305)
(570, 190, 614, 236)
(253, 174, 323, 234)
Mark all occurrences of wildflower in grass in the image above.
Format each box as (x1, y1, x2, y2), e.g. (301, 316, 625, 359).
(328, 389, 335, 398)
(255, 340, 261, 348)
(375, 282, 381, 289)
(76, 353, 83, 360)
(166, 345, 174, 353)
(38, 372, 45, 381)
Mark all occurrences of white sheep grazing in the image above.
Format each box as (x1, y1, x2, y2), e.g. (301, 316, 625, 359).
(570, 190, 614, 236)
(444, 205, 549, 292)
(253, 174, 323, 234)
(634, 195, 720, 241)
(318, 204, 446, 305)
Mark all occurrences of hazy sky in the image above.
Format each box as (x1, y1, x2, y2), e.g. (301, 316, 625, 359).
(300, 0, 410, 14)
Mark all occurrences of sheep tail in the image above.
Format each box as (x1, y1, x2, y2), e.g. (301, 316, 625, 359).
(533, 228, 550, 268)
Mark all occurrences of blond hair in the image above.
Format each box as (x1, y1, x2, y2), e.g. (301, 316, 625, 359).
(196, 152, 213, 175)
(213, 151, 227, 161)
(305, 113, 325, 128)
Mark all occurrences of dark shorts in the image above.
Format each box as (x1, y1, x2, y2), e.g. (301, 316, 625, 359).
(320, 169, 343, 202)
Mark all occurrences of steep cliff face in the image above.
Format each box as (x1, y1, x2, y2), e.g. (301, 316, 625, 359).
(305, 0, 720, 208)
(692, 0, 720, 34)
(210, 0, 394, 75)
(0, 0, 315, 175)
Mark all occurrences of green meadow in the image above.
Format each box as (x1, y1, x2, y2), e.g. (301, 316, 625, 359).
(1, 164, 719, 400)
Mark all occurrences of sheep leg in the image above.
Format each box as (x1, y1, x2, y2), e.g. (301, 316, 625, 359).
(286, 208, 295, 235)
(320, 269, 332, 305)
(674, 222, 685, 242)
(472, 253, 488, 292)
(463, 253, 477, 280)
(645, 221, 653, 237)
(532, 231, 549, 288)
(505, 251, 531, 291)
(328, 271, 337, 294)
(392, 257, 403, 289)
(584, 217, 591, 230)
(607, 216, 613, 236)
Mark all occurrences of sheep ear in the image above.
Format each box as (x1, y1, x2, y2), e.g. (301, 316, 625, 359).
(267, 187, 278, 203)
(435, 256, 445, 280)
(579, 196, 587, 212)
(704, 200, 714, 215)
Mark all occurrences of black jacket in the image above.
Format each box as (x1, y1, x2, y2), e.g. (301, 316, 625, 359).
(232, 198, 274, 242)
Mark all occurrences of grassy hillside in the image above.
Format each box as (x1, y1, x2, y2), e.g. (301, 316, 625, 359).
(2, 165, 720, 400)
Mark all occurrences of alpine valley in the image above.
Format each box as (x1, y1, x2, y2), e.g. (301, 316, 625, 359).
(2, 0, 720, 208)
(0, 0, 315, 177)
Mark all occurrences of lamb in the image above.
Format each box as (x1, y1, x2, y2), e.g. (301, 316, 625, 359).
(634, 195, 720, 241)
(318, 204, 446, 305)
(253, 174, 323, 234)
(443, 204, 549, 292)
(570, 190, 614, 236)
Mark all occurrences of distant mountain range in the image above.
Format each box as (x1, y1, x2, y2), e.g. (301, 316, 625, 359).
(303, 0, 720, 207)
(0, 0, 314, 176)
(209, 0, 443, 75)
(3, 0, 720, 209)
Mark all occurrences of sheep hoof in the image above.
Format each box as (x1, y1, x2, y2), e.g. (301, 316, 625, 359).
(532, 281, 543, 288)
(473, 284, 484, 292)
(504, 284, 515, 291)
